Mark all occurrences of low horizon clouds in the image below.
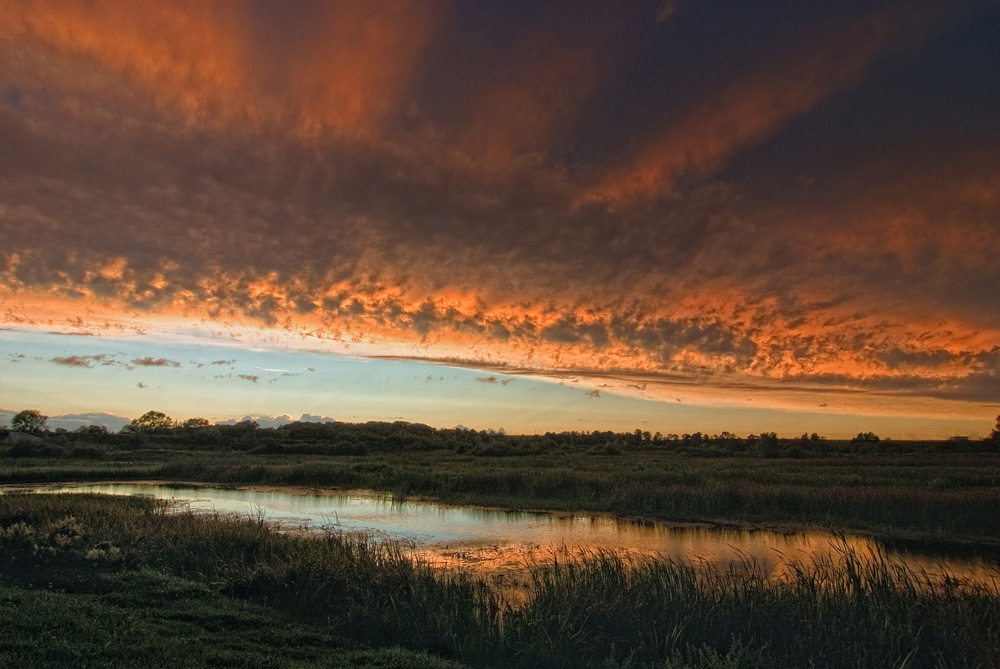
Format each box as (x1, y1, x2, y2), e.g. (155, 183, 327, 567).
(0, 407, 337, 432)
(40, 349, 310, 388)
(48, 353, 183, 370)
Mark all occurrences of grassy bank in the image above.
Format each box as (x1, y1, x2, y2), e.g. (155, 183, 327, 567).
(2, 493, 999, 668)
(4, 425, 1000, 542)
(0, 567, 462, 668)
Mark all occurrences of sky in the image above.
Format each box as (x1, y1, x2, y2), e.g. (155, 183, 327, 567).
(1, 0, 999, 438)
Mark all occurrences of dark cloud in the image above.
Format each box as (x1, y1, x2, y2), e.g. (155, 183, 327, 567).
(880, 348, 961, 369)
(541, 320, 584, 345)
(237, 374, 259, 383)
(1, 0, 998, 414)
(130, 357, 181, 368)
(50, 355, 97, 368)
(49, 354, 116, 368)
(47, 353, 186, 370)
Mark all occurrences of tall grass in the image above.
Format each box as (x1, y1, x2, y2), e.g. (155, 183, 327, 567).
(150, 457, 1000, 540)
(6, 437, 1000, 541)
(0, 493, 500, 659)
(505, 549, 1000, 668)
(2, 493, 998, 668)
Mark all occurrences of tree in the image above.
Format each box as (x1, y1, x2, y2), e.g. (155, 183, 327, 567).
(181, 417, 211, 428)
(754, 432, 780, 458)
(11, 409, 47, 433)
(991, 415, 1000, 441)
(128, 410, 175, 433)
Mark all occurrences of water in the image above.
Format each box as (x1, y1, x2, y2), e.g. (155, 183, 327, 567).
(5, 481, 999, 589)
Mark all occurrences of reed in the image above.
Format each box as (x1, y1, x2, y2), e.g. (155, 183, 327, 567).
(6, 435, 1000, 541)
(2, 493, 998, 668)
(504, 548, 1000, 668)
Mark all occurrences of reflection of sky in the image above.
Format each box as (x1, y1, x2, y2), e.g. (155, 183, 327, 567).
(16, 483, 1000, 588)
(0, 328, 986, 437)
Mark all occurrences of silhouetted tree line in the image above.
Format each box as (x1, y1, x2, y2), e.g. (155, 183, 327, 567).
(5, 408, 1000, 459)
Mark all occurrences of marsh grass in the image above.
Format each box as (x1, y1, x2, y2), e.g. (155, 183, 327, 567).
(5, 437, 1000, 541)
(144, 455, 1000, 542)
(2, 493, 998, 668)
(0, 568, 464, 668)
(0, 493, 500, 658)
(505, 548, 1000, 668)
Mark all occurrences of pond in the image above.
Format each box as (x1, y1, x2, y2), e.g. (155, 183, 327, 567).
(5, 481, 999, 590)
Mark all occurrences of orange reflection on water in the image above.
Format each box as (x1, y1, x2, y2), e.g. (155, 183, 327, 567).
(13, 483, 999, 601)
(409, 514, 1000, 587)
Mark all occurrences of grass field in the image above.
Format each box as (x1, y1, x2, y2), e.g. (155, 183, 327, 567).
(4, 422, 1000, 665)
(3, 421, 1000, 543)
(0, 568, 462, 668)
(1, 493, 998, 668)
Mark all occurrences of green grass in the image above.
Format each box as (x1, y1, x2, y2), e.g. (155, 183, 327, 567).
(0, 568, 462, 668)
(2, 493, 998, 668)
(6, 442, 1000, 542)
(0, 494, 500, 661)
(506, 551, 1000, 668)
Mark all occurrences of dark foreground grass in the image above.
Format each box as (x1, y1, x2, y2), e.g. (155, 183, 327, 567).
(0, 568, 462, 668)
(2, 494, 999, 668)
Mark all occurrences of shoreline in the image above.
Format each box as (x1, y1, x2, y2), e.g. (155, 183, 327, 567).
(6, 478, 1000, 557)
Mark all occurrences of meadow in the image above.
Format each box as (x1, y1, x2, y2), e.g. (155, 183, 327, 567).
(4, 423, 1000, 666)
(3, 420, 1000, 544)
(1, 492, 998, 668)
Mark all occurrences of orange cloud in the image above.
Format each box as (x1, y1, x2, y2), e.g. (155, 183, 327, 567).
(812, 153, 1000, 276)
(267, 1, 447, 137)
(0, 0, 445, 137)
(459, 10, 633, 163)
(2, 1, 997, 423)
(582, 9, 939, 204)
(1, 0, 251, 120)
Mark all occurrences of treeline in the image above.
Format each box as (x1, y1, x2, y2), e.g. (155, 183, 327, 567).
(4, 415, 999, 459)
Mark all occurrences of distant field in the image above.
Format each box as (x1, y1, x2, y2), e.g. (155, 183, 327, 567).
(3, 421, 1000, 544)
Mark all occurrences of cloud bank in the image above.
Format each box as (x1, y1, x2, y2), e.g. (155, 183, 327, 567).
(1, 0, 999, 420)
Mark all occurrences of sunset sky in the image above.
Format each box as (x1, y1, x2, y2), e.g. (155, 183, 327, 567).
(2, 0, 999, 438)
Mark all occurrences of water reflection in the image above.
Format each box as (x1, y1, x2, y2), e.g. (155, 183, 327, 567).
(7, 482, 999, 589)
